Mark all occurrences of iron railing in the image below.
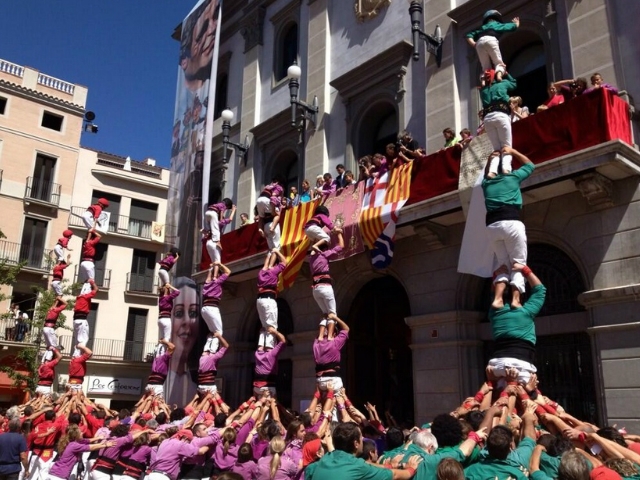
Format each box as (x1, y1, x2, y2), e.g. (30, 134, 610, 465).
(0, 239, 53, 271)
(73, 265, 111, 289)
(58, 336, 156, 362)
(126, 272, 158, 295)
(25, 176, 61, 206)
(69, 206, 154, 240)
(0, 316, 40, 344)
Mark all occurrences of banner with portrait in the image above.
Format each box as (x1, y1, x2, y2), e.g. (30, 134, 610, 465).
(166, 0, 222, 279)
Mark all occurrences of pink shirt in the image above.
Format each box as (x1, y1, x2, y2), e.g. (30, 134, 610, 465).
(48, 440, 90, 479)
(232, 459, 258, 478)
(256, 453, 299, 479)
(202, 273, 228, 301)
(198, 347, 227, 374)
(211, 419, 255, 470)
(257, 263, 286, 290)
(309, 245, 343, 276)
(313, 330, 349, 366)
(149, 438, 200, 480)
(254, 342, 285, 377)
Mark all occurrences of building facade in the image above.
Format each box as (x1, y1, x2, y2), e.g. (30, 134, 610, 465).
(177, 0, 640, 431)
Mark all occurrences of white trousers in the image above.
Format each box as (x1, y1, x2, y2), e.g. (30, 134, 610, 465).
(53, 245, 64, 262)
(90, 470, 111, 480)
(35, 385, 52, 395)
(253, 385, 277, 397)
(72, 319, 89, 357)
(51, 280, 63, 296)
(79, 260, 95, 283)
(484, 111, 513, 174)
(28, 453, 54, 480)
(42, 326, 58, 349)
(158, 316, 171, 342)
(317, 376, 343, 394)
(148, 472, 171, 480)
(488, 357, 537, 384)
(486, 220, 527, 293)
(81, 211, 94, 229)
(204, 210, 221, 242)
(265, 221, 281, 250)
(201, 305, 222, 334)
(256, 297, 278, 330)
(146, 384, 164, 397)
(158, 269, 170, 286)
(256, 196, 274, 217)
(488, 153, 513, 176)
(305, 225, 330, 244)
(258, 330, 275, 349)
(475, 36, 505, 71)
(312, 284, 336, 316)
(205, 239, 221, 264)
(197, 384, 218, 394)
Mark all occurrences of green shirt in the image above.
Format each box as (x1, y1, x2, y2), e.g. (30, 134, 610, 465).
(305, 450, 392, 480)
(408, 445, 466, 480)
(479, 74, 517, 107)
(466, 20, 518, 41)
(436, 445, 481, 468)
(482, 163, 535, 212)
(489, 284, 547, 344)
(445, 136, 461, 148)
(465, 437, 536, 480)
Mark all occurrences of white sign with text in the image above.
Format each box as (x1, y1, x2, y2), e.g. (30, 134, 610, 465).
(87, 376, 141, 396)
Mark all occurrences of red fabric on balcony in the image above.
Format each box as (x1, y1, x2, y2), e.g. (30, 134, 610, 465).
(219, 89, 631, 264)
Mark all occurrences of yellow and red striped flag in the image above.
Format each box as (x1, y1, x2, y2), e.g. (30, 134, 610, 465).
(277, 199, 317, 292)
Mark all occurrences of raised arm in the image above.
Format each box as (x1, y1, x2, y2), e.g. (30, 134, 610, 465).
(502, 146, 532, 166)
(217, 262, 231, 276)
(335, 317, 349, 333)
(214, 332, 229, 349)
(336, 231, 344, 249)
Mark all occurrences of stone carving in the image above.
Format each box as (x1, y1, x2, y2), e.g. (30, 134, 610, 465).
(355, 0, 391, 22)
(240, 6, 266, 51)
(573, 172, 614, 207)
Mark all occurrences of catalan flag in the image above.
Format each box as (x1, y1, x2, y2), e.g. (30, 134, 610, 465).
(359, 162, 413, 267)
(277, 200, 317, 292)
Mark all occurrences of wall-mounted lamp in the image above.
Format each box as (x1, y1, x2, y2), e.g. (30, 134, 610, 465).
(221, 108, 249, 165)
(287, 62, 318, 129)
(409, 1, 443, 67)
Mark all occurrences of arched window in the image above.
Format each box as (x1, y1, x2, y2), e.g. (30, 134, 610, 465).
(355, 102, 397, 159)
(275, 23, 298, 82)
(268, 149, 298, 193)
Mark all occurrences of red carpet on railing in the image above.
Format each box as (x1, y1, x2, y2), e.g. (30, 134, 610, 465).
(220, 89, 632, 264)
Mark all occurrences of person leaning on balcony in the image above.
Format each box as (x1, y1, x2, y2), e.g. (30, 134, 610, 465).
(554, 77, 587, 102)
(584, 72, 619, 95)
(537, 82, 565, 113)
(82, 197, 109, 230)
(72, 280, 98, 358)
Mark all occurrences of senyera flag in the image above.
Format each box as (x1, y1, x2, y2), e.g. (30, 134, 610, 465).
(359, 162, 413, 268)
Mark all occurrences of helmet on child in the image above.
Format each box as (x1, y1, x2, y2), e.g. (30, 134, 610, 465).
(97, 198, 109, 208)
(483, 10, 502, 23)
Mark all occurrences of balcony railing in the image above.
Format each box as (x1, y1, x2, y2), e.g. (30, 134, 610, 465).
(0, 316, 41, 344)
(73, 265, 111, 289)
(126, 272, 158, 295)
(69, 206, 154, 240)
(0, 59, 24, 78)
(25, 177, 61, 206)
(58, 336, 156, 363)
(37, 73, 75, 95)
(0, 239, 53, 271)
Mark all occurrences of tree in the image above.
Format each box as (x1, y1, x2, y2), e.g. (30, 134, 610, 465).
(0, 229, 22, 303)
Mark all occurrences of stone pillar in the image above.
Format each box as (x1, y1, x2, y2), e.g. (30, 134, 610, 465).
(405, 311, 484, 423)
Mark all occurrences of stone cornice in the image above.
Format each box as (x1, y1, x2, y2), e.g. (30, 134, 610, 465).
(579, 284, 640, 308)
(0, 79, 84, 114)
(405, 311, 485, 328)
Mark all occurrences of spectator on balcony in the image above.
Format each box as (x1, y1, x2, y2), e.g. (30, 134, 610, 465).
(459, 129, 473, 149)
(358, 156, 373, 182)
(398, 130, 421, 159)
(584, 73, 619, 95)
(318, 173, 336, 197)
(79, 230, 102, 293)
(300, 180, 313, 203)
(167, 276, 200, 407)
(157, 284, 180, 357)
(53, 229, 74, 264)
(254, 329, 286, 399)
(554, 77, 588, 102)
(240, 212, 250, 226)
(480, 69, 517, 177)
(256, 249, 287, 350)
(158, 248, 180, 289)
(370, 154, 389, 178)
(509, 96, 529, 123)
(36, 347, 62, 397)
(13, 312, 28, 342)
(51, 254, 72, 299)
(201, 262, 231, 353)
(443, 128, 461, 149)
(72, 280, 98, 358)
(220, 205, 236, 236)
(334, 164, 348, 190)
(82, 198, 109, 231)
(344, 170, 357, 186)
(537, 83, 565, 113)
(309, 230, 344, 340)
(289, 186, 301, 207)
(43, 297, 66, 355)
(4, 304, 20, 341)
(68, 344, 93, 391)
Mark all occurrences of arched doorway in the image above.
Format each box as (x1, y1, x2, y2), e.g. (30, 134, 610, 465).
(355, 102, 397, 159)
(268, 150, 298, 194)
(479, 243, 596, 421)
(346, 276, 414, 425)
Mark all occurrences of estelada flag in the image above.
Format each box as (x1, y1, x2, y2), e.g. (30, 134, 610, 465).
(358, 162, 413, 268)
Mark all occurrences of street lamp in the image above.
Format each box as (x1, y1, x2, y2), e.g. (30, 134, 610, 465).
(287, 62, 318, 129)
(221, 108, 250, 165)
(409, 0, 443, 67)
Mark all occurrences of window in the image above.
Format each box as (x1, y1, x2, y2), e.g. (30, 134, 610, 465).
(86, 304, 98, 350)
(41, 111, 64, 131)
(93, 244, 108, 287)
(20, 217, 48, 269)
(269, 150, 298, 193)
(29, 153, 57, 203)
(129, 199, 157, 237)
(275, 23, 298, 82)
(129, 249, 156, 292)
(91, 191, 121, 233)
(125, 308, 148, 361)
(214, 74, 228, 120)
(0, 97, 6, 115)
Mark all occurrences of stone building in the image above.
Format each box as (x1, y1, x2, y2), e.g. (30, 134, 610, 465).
(184, 0, 640, 429)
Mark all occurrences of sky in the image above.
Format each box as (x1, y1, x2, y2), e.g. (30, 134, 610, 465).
(1, 1, 198, 168)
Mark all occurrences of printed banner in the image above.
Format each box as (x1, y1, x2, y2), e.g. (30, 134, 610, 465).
(87, 376, 142, 396)
(166, 0, 221, 278)
(320, 183, 366, 261)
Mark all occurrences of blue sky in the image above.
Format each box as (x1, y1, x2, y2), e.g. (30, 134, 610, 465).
(1, 1, 196, 167)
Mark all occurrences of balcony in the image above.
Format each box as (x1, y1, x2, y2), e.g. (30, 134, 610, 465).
(73, 266, 111, 289)
(126, 272, 158, 295)
(58, 336, 156, 363)
(24, 177, 61, 207)
(69, 206, 154, 240)
(0, 316, 40, 344)
(0, 239, 53, 272)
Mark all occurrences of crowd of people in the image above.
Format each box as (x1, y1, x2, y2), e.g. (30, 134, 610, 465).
(0, 8, 634, 480)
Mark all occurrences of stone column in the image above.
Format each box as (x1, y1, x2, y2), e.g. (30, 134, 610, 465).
(405, 311, 484, 423)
